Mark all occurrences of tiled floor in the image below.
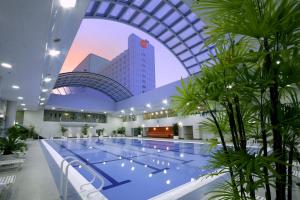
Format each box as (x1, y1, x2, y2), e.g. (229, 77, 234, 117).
(5, 140, 60, 200)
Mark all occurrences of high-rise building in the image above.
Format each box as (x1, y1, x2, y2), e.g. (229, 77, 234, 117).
(99, 34, 155, 95)
(74, 53, 109, 73)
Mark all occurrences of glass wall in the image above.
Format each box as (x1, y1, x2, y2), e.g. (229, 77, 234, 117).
(122, 115, 136, 122)
(44, 110, 107, 123)
(143, 109, 176, 120)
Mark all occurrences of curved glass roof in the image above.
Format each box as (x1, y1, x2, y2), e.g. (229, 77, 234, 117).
(85, 0, 215, 74)
(54, 72, 133, 102)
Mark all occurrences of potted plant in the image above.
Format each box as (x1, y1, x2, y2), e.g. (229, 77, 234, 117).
(27, 126, 37, 139)
(117, 127, 126, 137)
(0, 136, 27, 155)
(172, 123, 179, 139)
(137, 126, 143, 138)
(81, 124, 89, 138)
(7, 125, 29, 140)
(96, 128, 104, 138)
(60, 126, 68, 138)
(112, 130, 117, 137)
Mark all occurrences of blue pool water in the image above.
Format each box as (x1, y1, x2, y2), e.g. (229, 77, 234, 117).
(44, 138, 218, 200)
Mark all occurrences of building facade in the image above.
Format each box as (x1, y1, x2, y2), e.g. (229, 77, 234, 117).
(99, 34, 155, 95)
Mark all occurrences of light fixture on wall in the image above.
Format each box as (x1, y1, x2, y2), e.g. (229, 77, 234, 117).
(12, 85, 20, 89)
(1, 62, 12, 69)
(48, 49, 60, 57)
(43, 76, 52, 82)
(60, 0, 76, 8)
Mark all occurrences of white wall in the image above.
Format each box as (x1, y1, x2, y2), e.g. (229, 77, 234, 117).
(23, 109, 122, 138)
(23, 109, 215, 140)
(121, 114, 214, 140)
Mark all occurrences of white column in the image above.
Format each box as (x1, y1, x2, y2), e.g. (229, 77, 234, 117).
(5, 101, 17, 129)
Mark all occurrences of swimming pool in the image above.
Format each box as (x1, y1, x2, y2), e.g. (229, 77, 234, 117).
(43, 138, 218, 200)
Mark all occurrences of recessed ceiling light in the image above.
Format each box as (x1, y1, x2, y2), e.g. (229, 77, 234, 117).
(146, 103, 151, 108)
(20, 103, 26, 106)
(40, 98, 46, 101)
(40, 102, 44, 105)
(42, 89, 48, 92)
(23, 108, 27, 111)
(44, 77, 52, 82)
(17, 96, 23, 100)
(52, 107, 55, 110)
(48, 49, 60, 57)
(130, 107, 134, 111)
(1, 62, 12, 69)
(12, 85, 20, 89)
(80, 109, 84, 112)
(60, 0, 76, 8)
(162, 99, 168, 104)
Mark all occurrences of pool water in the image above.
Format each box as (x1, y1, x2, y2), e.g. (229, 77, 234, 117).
(44, 138, 217, 200)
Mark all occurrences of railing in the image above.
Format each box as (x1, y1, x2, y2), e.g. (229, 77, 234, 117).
(60, 156, 105, 200)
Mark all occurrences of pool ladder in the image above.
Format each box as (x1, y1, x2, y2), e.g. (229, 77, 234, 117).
(60, 156, 105, 200)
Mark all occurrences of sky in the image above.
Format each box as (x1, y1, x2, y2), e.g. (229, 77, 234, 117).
(61, 19, 188, 88)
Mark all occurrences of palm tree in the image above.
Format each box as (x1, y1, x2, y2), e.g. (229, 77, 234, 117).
(190, 1, 300, 199)
(0, 136, 27, 155)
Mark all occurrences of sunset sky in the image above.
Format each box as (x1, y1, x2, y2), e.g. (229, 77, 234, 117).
(61, 19, 188, 87)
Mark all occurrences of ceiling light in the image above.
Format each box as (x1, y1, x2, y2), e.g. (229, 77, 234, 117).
(17, 96, 23, 100)
(162, 99, 168, 104)
(0, 114, 4, 118)
(49, 49, 60, 57)
(104, 112, 107, 114)
(60, 0, 76, 8)
(80, 109, 84, 112)
(20, 103, 26, 106)
(121, 110, 125, 113)
(40, 98, 46, 101)
(52, 107, 55, 110)
(143, 111, 146, 113)
(40, 102, 44, 105)
(12, 85, 20, 89)
(23, 108, 27, 111)
(161, 107, 165, 110)
(276, 60, 281, 65)
(130, 107, 134, 111)
(146, 103, 151, 108)
(44, 77, 52, 82)
(42, 89, 48, 92)
(1, 62, 12, 69)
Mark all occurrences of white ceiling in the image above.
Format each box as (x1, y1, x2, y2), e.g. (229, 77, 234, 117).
(0, 0, 89, 111)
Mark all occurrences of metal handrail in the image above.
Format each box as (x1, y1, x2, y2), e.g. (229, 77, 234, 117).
(60, 156, 78, 195)
(60, 156, 105, 200)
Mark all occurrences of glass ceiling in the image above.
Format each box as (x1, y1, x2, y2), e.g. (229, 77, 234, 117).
(54, 72, 133, 102)
(85, 0, 215, 74)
